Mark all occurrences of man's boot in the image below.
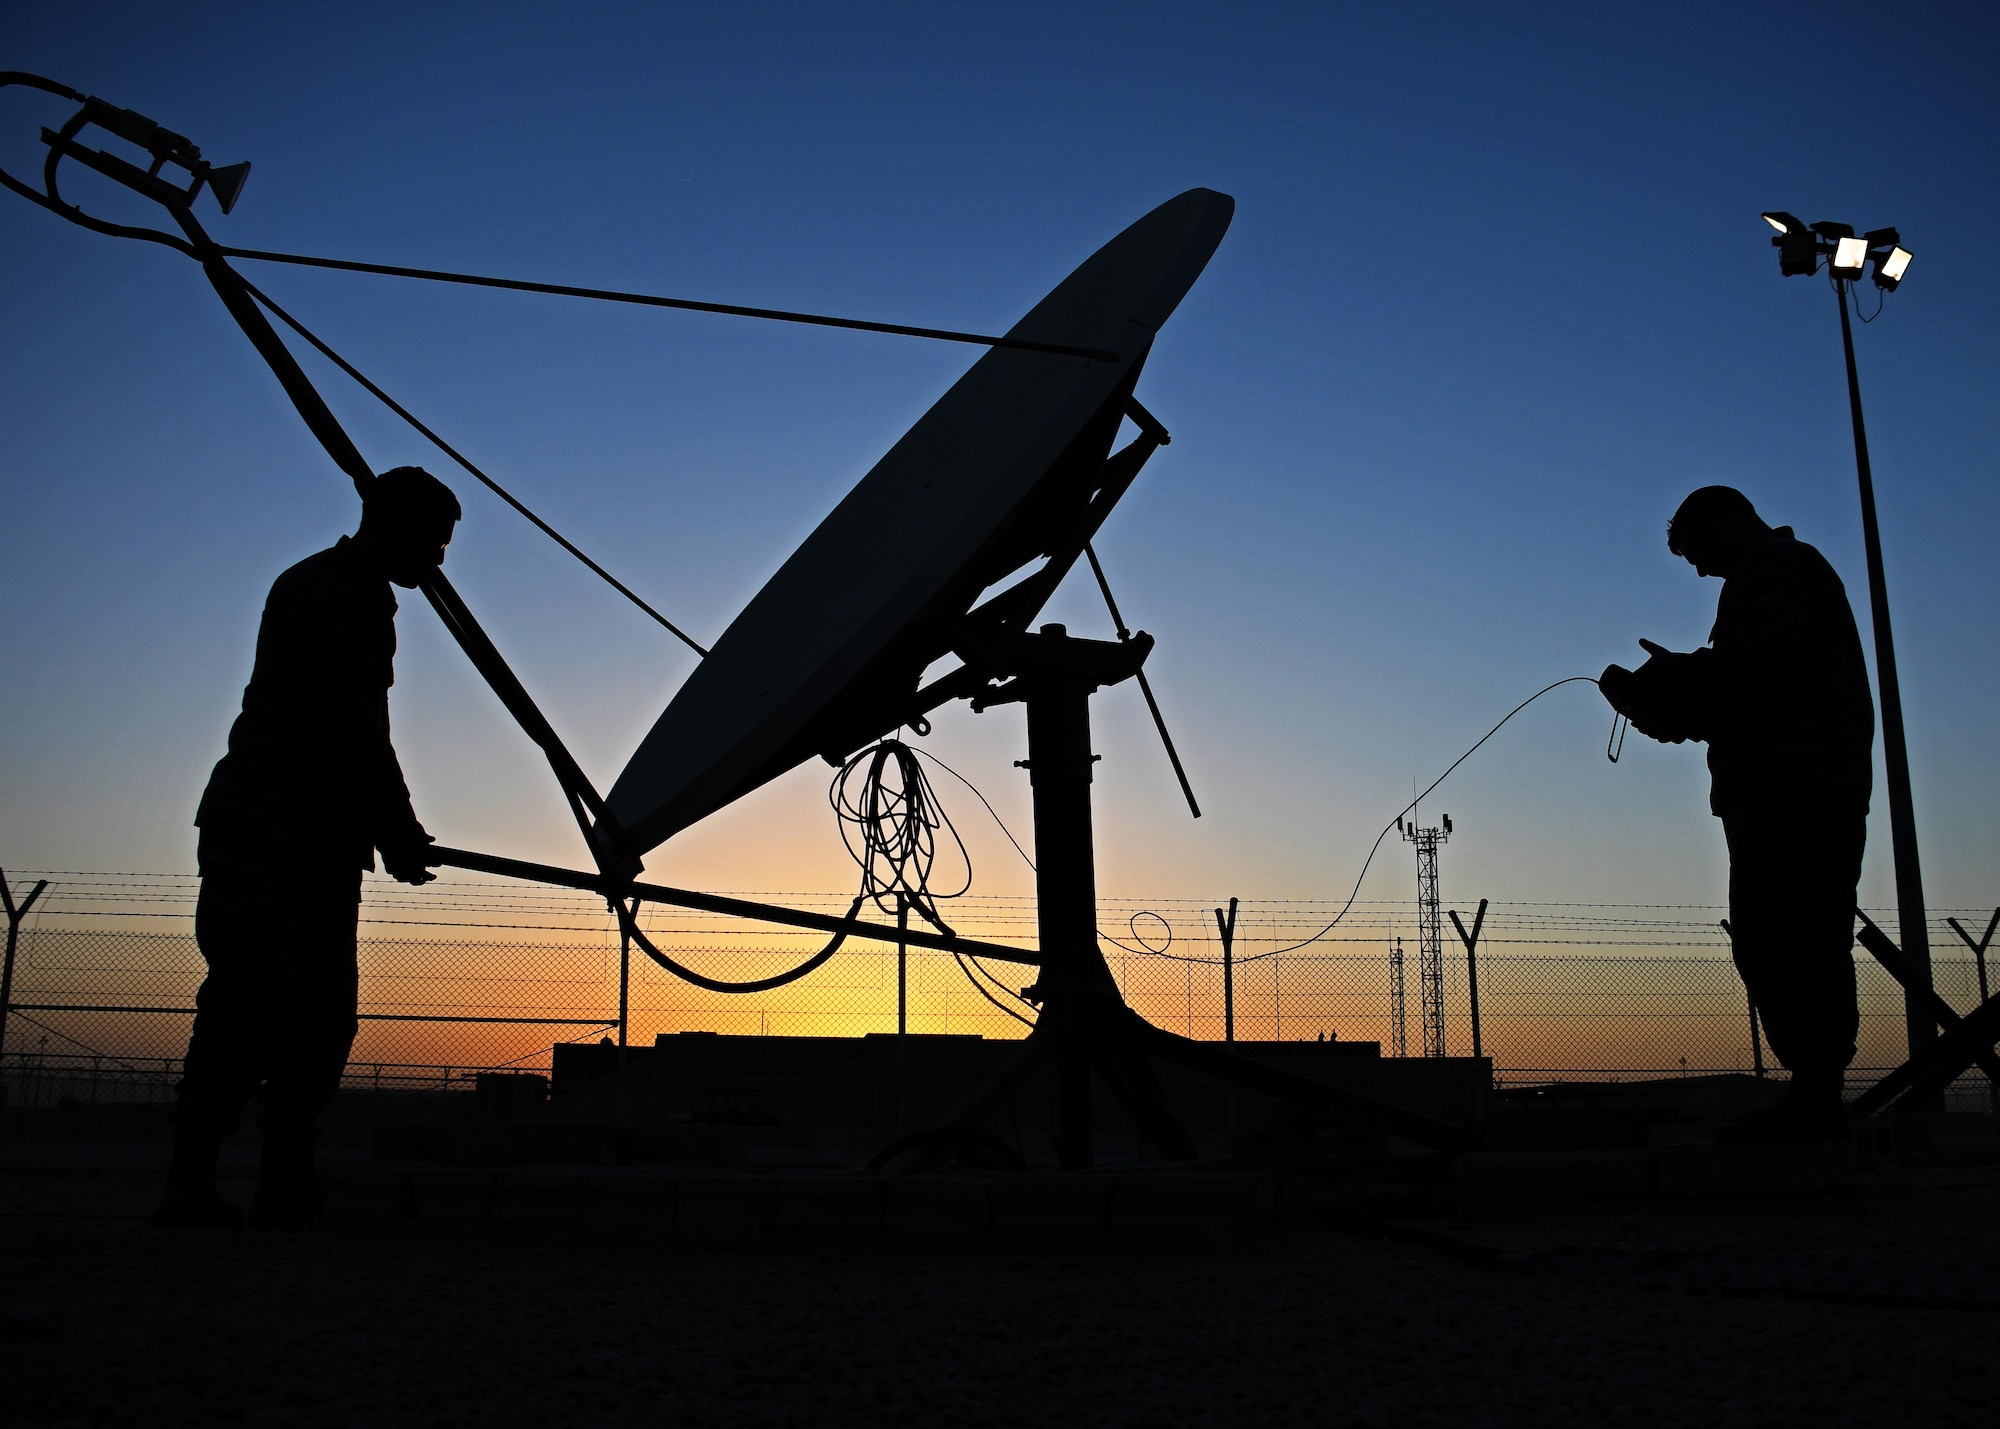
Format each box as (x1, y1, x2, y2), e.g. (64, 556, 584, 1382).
(247, 1119, 325, 1231)
(151, 1122, 245, 1230)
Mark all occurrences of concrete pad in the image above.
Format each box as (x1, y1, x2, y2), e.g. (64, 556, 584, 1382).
(1654, 1141, 1855, 1198)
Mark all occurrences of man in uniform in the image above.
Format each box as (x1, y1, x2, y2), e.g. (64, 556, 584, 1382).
(1601, 486, 1874, 1143)
(153, 467, 459, 1228)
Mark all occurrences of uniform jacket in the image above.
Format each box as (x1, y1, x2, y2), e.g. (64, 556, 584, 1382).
(195, 537, 426, 869)
(1623, 528, 1874, 818)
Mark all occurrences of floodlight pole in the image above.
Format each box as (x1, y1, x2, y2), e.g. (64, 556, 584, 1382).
(1834, 278, 1936, 1064)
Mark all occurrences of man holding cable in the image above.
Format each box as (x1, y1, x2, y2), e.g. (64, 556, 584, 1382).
(1601, 485, 1874, 1145)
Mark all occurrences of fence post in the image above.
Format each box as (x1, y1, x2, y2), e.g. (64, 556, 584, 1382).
(0, 871, 52, 1080)
(1215, 898, 1238, 1042)
(617, 908, 632, 1051)
(1448, 900, 1489, 1063)
(1946, 910, 2000, 1115)
(896, 894, 909, 1128)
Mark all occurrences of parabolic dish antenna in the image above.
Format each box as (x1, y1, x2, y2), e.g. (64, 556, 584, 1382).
(606, 188, 1233, 857)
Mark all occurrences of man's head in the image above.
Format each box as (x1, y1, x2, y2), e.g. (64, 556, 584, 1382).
(1666, 485, 1772, 578)
(356, 466, 461, 587)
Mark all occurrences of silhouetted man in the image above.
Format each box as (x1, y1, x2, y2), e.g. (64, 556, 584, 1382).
(1601, 486, 1873, 1144)
(153, 467, 459, 1229)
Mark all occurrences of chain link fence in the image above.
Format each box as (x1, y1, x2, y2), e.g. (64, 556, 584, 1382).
(3, 870, 1994, 1113)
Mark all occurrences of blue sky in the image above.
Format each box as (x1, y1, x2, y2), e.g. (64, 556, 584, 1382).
(3, 2, 1995, 917)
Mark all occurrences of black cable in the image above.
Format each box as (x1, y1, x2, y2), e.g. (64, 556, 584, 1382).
(615, 892, 866, 994)
(220, 246, 1120, 362)
(240, 278, 711, 657)
(907, 746, 1035, 871)
(1102, 676, 1604, 964)
(951, 949, 1037, 1027)
(830, 740, 971, 928)
(829, 738, 1043, 1024)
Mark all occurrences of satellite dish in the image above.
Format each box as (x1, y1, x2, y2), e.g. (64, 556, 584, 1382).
(606, 188, 1233, 857)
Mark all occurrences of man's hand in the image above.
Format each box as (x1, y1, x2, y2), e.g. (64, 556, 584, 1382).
(380, 830, 438, 886)
(1599, 663, 1636, 713)
(1601, 639, 1702, 745)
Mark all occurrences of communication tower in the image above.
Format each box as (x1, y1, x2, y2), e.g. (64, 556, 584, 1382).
(1401, 813, 1453, 1057)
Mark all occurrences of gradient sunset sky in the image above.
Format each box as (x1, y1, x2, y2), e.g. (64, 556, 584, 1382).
(3, 3, 1996, 918)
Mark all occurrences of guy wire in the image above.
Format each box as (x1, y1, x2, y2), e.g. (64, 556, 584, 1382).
(222, 246, 1120, 362)
(240, 277, 711, 656)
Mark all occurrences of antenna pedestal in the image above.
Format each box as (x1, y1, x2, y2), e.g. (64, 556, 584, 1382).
(979, 624, 1183, 1167)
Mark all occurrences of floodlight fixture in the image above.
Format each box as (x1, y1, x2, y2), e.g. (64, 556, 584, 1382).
(1764, 210, 1818, 276)
(1874, 245, 1913, 291)
(1762, 211, 1914, 294)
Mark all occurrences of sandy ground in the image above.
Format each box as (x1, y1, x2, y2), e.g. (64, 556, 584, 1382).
(5, 1202, 1998, 1429)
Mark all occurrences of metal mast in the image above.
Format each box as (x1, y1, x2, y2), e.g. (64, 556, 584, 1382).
(1388, 936, 1408, 1058)
(1404, 816, 1451, 1057)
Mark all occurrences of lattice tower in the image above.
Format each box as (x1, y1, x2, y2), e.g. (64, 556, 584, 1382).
(1405, 822, 1449, 1057)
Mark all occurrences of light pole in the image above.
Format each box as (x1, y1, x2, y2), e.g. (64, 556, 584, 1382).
(1760, 212, 1933, 1063)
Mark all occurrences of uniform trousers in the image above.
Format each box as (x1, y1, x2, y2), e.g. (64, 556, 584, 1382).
(173, 861, 363, 1137)
(1722, 803, 1866, 1085)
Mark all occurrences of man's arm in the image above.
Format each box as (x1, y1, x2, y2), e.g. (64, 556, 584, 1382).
(292, 585, 435, 882)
